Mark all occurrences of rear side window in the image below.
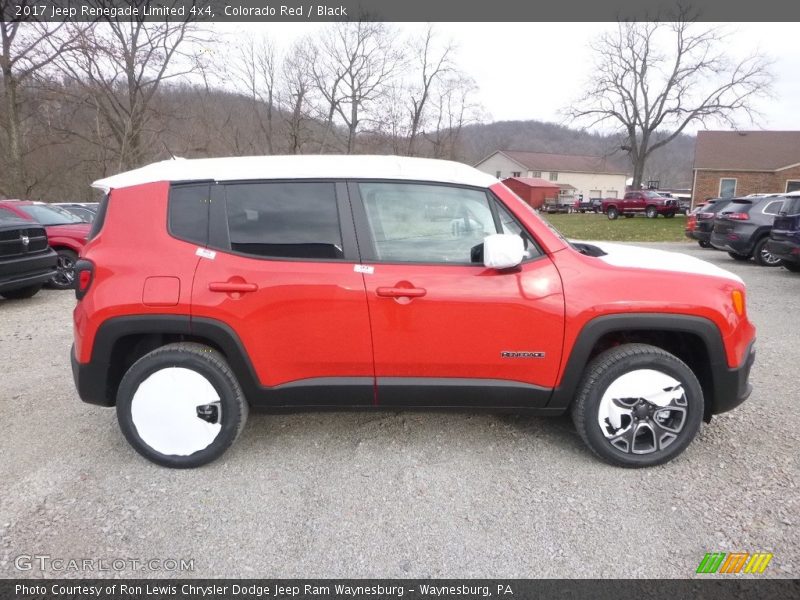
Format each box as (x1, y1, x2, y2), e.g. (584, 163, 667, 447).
(169, 184, 210, 245)
(763, 200, 784, 215)
(224, 182, 343, 260)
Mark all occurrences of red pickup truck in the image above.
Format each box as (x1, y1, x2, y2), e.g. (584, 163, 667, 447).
(602, 191, 679, 220)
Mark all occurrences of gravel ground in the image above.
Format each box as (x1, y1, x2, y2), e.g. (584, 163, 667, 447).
(0, 242, 797, 579)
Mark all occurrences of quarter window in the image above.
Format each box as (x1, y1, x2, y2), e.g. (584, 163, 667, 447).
(224, 182, 343, 260)
(169, 184, 210, 245)
(359, 182, 496, 264)
(763, 200, 784, 215)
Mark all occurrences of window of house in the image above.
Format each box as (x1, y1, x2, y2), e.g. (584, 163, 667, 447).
(719, 178, 737, 198)
(359, 182, 496, 264)
(495, 171, 502, 179)
(786, 180, 800, 193)
(530, 171, 542, 178)
(224, 182, 343, 260)
(549, 172, 559, 181)
(512, 171, 521, 177)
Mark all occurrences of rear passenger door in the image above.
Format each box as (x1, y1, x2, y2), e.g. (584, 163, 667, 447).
(349, 181, 565, 409)
(190, 181, 374, 406)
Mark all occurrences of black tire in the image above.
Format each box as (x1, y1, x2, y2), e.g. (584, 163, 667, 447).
(782, 260, 800, 273)
(752, 237, 781, 267)
(571, 343, 703, 468)
(116, 342, 249, 468)
(728, 252, 751, 261)
(645, 206, 658, 219)
(606, 207, 619, 220)
(698, 240, 712, 249)
(49, 248, 78, 290)
(0, 284, 42, 300)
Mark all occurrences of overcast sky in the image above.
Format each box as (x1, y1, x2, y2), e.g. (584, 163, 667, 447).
(222, 22, 799, 133)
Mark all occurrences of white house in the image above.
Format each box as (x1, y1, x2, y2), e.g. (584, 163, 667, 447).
(474, 150, 629, 201)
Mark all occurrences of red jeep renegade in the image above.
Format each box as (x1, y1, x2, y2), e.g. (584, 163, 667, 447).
(71, 156, 756, 468)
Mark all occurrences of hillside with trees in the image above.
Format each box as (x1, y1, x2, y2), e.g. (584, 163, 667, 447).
(4, 12, 754, 201)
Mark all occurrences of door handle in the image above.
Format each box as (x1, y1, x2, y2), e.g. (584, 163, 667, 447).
(376, 286, 427, 298)
(209, 281, 258, 293)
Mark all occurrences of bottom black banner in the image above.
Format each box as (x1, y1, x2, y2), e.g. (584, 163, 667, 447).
(2, 579, 799, 600)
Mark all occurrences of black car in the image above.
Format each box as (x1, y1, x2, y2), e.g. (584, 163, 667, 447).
(766, 193, 800, 272)
(710, 195, 786, 266)
(685, 198, 732, 248)
(0, 213, 58, 299)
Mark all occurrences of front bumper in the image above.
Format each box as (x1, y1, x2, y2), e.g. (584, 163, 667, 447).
(0, 250, 58, 293)
(709, 340, 755, 416)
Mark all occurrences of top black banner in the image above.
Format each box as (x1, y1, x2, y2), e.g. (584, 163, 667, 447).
(3, 0, 800, 22)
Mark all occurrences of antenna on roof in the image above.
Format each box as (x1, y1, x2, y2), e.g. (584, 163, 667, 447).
(162, 142, 177, 160)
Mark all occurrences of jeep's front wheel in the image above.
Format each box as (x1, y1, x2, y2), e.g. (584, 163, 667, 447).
(571, 344, 703, 468)
(116, 343, 248, 468)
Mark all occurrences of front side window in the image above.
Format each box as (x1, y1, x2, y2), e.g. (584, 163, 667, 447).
(719, 178, 737, 198)
(224, 182, 343, 260)
(359, 182, 496, 264)
(494, 200, 540, 261)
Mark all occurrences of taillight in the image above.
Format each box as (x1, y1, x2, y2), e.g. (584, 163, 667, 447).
(74, 259, 94, 300)
(687, 216, 696, 230)
(724, 212, 750, 220)
(697, 212, 714, 220)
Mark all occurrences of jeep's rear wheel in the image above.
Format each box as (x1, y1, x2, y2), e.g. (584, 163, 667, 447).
(607, 207, 619, 220)
(698, 240, 711, 248)
(116, 342, 248, 468)
(753, 237, 781, 267)
(571, 344, 703, 468)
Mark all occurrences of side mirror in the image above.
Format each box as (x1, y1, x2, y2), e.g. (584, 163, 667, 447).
(483, 233, 524, 270)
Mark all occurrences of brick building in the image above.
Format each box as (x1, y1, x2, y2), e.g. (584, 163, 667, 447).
(692, 131, 800, 205)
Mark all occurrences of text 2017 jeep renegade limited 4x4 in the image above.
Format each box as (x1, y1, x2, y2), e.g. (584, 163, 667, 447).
(71, 156, 755, 468)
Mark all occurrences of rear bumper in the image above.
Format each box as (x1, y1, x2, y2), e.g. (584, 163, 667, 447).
(709, 340, 756, 416)
(710, 232, 752, 256)
(71, 343, 113, 407)
(0, 250, 58, 292)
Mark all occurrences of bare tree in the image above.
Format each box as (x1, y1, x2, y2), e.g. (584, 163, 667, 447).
(425, 73, 483, 160)
(406, 26, 453, 156)
(312, 22, 401, 154)
(281, 39, 315, 154)
(568, 13, 772, 189)
(228, 34, 277, 154)
(57, 4, 208, 172)
(0, 1, 83, 196)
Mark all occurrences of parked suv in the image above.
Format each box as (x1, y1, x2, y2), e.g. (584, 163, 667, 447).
(72, 156, 755, 469)
(710, 195, 786, 266)
(0, 200, 91, 288)
(0, 213, 57, 299)
(602, 191, 679, 220)
(685, 198, 732, 248)
(766, 192, 800, 272)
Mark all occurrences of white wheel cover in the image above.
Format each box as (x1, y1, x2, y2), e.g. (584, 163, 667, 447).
(131, 367, 222, 456)
(598, 369, 682, 433)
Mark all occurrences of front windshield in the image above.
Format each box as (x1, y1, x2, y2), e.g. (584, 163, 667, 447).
(19, 204, 84, 226)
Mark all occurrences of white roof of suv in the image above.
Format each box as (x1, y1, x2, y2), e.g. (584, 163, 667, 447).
(92, 155, 497, 191)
